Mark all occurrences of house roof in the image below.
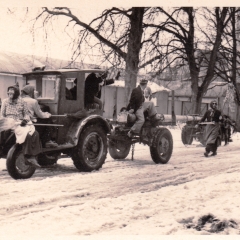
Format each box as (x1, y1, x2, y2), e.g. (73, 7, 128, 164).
(0, 51, 98, 75)
(110, 80, 171, 93)
(164, 80, 228, 97)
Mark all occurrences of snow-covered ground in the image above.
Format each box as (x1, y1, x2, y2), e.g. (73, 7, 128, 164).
(1, 126, 240, 239)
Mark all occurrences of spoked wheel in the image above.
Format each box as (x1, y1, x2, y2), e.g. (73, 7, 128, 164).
(108, 140, 131, 159)
(150, 128, 173, 164)
(72, 125, 108, 171)
(6, 144, 36, 179)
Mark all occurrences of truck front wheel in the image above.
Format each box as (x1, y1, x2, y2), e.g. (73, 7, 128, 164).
(72, 125, 108, 171)
(6, 144, 36, 179)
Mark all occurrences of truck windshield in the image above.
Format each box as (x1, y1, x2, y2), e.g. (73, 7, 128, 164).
(27, 75, 60, 100)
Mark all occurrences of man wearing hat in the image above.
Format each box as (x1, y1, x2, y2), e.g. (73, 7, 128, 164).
(126, 78, 158, 138)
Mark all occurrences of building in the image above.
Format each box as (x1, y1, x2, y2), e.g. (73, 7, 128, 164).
(0, 51, 170, 119)
(101, 80, 170, 119)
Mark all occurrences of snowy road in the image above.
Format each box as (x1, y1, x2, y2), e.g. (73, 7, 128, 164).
(1, 128, 240, 237)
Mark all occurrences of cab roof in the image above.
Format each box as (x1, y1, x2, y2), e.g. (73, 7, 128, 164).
(22, 68, 106, 76)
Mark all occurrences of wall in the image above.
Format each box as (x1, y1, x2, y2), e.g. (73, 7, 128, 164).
(102, 86, 169, 119)
(154, 91, 169, 114)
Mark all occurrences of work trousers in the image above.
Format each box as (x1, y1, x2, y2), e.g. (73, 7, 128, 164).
(35, 118, 55, 147)
(131, 101, 157, 134)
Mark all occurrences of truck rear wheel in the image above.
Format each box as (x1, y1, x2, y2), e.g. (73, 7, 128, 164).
(181, 125, 194, 145)
(72, 125, 107, 171)
(6, 144, 36, 179)
(150, 128, 173, 164)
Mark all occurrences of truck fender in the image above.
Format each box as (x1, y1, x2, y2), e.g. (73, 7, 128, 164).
(66, 115, 112, 146)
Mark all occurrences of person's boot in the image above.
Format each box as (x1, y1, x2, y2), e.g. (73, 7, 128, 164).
(127, 130, 134, 138)
(224, 141, 229, 146)
(25, 156, 41, 168)
(204, 152, 209, 157)
(45, 140, 58, 148)
(210, 152, 217, 156)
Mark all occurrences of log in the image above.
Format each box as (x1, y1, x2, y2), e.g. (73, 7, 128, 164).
(163, 114, 202, 122)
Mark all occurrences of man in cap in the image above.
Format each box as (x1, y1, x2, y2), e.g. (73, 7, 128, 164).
(21, 85, 58, 148)
(126, 78, 158, 138)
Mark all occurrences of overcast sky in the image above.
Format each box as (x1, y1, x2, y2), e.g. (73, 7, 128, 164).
(0, 0, 239, 65)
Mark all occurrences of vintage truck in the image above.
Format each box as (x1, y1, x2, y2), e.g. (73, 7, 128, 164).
(2, 68, 111, 179)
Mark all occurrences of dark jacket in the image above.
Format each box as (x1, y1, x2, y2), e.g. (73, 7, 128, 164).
(84, 73, 104, 106)
(200, 109, 222, 123)
(126, 85, 145, 113)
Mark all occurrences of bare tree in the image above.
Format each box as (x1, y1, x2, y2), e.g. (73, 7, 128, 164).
(34, 7, 147, 106)
(215, 8, 240, 102)
(143, 7, 231, 114)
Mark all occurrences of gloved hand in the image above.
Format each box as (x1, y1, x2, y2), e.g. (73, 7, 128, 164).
(115, 71, 121, 80)
(20, 119, 28, 127)
(101, 71, 108, 80)
(195, 124, 199, 128)
(128, 109, 134, 114)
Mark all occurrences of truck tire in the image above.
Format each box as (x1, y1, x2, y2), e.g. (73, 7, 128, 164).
(150, 128, 173, 164)
(37, 153, 59, 166)
(72, 125, 107, 171)
(109, 140, 131, 159)
(6, 144, 36, 179)
(181, 125, 194, 145)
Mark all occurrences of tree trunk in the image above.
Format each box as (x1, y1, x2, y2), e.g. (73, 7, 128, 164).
(183, 8, 201, 114)
(231, 7, 240, 131)
(193, 7, 229, 114)
(124, 7, 145, 106)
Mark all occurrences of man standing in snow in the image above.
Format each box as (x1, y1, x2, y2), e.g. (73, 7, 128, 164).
(197, 100, 222, 157)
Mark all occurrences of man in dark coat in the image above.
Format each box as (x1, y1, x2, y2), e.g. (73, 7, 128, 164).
(126, 79, 157, 138)
(221, 115, 235, 145)
(198, 100, 222, 157)
(84, 71, 114, 109)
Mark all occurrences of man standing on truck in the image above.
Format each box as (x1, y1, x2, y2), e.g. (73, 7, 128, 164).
(84, 70, 119, 110)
